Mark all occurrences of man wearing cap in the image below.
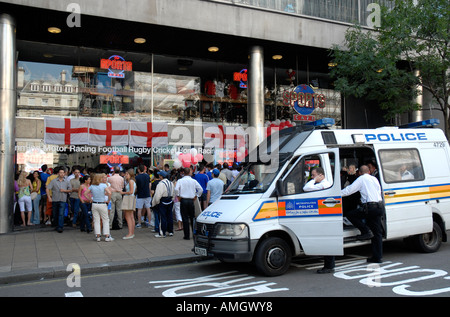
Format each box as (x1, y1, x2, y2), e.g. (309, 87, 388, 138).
(206, 168, 224, 206)
(175, 167, 203, 240)
(152, 170, 174, 238)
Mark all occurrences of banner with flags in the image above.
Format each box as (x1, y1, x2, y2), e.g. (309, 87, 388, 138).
(89, 119, 129, 147)
(129, 121, 169, 148)
(43, 117, 248, 153)
(44, 117, 89, 145)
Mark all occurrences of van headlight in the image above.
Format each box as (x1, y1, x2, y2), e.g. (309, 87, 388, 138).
(214, 223, 249, 240)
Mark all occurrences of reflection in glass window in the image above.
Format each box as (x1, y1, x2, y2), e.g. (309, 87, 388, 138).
(134, 72, 201, 122)
(215, 0, 394, 26)
(379, 149, 424, 183)
(225, 159, 284, 195)
(42, 83, 51, 92)
(30, 83, 39, 91)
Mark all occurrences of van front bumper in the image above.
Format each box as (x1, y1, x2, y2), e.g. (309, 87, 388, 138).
(193, 222, 254, 262)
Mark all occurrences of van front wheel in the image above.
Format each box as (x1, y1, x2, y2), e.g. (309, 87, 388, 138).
(254, 237, 291, 277)
(410, 221, 442, 253)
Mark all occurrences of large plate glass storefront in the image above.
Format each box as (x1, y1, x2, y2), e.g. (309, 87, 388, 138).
(16, 42, 340, 172)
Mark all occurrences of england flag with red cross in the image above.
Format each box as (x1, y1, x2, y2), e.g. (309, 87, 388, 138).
(44, 117, 89, 145)
(129, 121, 168, 148)
(89, 119, 129, 147)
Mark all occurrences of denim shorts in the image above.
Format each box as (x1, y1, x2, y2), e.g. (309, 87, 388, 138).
(136, 197, 151, 209)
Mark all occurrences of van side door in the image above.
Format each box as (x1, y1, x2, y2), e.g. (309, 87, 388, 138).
(278, 148, 343, 256)
(376, 146, 433, 239)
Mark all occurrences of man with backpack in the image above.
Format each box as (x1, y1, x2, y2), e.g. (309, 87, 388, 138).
(151, 170, 174, 238)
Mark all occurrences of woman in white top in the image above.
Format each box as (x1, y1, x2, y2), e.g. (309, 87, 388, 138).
(17, 171, 33, 226)
(121, 169, 136, 239)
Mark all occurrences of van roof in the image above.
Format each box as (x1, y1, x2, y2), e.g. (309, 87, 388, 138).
(244, 118, 445, 165)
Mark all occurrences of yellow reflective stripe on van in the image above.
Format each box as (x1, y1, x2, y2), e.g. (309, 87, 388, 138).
(253, 201, 279, 221)
(384, 184, 450, 205)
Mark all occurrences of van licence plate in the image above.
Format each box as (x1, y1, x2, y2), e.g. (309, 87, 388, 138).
(195, 247, 207, 256)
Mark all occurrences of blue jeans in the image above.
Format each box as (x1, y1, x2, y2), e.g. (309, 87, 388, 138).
(79, 203, 92, 232)
(153, 204, 160, 231)
(70, 197, 81, 225)
(52, 201, 66, 231)
(31, 194, 41, 224)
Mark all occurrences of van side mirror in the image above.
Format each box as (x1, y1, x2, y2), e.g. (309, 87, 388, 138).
(276, 179, 285, 197)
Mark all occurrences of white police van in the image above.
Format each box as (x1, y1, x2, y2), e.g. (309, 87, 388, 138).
(194, 118, 450, 276)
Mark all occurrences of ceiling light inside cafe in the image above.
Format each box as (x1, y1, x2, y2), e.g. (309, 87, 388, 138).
(134, 38, 146, 44)
(48, 27, 61, 34)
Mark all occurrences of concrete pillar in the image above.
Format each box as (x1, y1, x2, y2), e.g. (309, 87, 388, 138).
(247, 46, 265, 153)
(0, 14, 17, 234)
(412, 70, 423, 122)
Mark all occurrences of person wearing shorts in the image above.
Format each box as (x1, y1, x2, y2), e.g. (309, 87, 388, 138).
(135, 165, 151, 228)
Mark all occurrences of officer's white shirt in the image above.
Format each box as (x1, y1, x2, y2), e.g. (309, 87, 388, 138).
(174, 176, 203, 199)
(341, 173, 382, 203)
(303, 178, 331, 192)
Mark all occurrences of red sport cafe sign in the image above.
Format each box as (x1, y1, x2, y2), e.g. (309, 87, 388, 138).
(233, 69, 248, 88)
(100, 151, 129, 170)
(100, 55, 133, 78)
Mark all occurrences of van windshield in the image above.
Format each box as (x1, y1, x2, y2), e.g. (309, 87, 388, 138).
(227, 128, 312, 195)
(224, 160, 285, 195)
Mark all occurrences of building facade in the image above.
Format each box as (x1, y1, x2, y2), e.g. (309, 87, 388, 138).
(0, 0, 441, 232)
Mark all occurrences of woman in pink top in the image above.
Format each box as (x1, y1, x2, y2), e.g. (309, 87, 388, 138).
(78, 175, 92, 233)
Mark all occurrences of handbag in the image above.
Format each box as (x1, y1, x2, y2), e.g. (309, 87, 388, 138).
(30, 192, 38, 200)
(194, 196, 202, 217)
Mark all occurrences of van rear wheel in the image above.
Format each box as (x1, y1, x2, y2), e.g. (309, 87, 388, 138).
(254, 237, 291, 277)
(410, 221, 442, 253)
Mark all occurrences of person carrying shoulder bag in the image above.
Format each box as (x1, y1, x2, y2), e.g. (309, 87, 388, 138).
(151, 170, 174, 238)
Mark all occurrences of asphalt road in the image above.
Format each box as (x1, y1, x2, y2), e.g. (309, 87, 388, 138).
(1, 239, 450, 301)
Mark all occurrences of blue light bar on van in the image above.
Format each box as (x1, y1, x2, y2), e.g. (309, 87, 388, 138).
(304, 118, 335, 128)
(399, 119, 440, 129)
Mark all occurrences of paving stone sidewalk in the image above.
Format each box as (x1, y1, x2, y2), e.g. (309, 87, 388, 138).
(0, 225, 205, 284)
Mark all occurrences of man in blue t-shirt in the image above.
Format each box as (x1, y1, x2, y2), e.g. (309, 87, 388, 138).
(39, 164, 50, 224)
(135, 164, 151, 228)
(194, 164, 209, 211)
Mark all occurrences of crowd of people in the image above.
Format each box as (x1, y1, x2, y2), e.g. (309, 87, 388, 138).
(13, 161, 240, 241)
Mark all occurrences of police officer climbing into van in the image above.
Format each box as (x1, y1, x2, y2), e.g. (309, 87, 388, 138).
(317, 165, 385, 274)
(342, 165, 385, 263)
